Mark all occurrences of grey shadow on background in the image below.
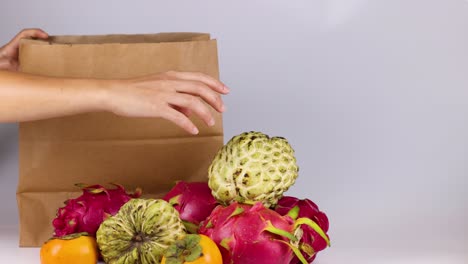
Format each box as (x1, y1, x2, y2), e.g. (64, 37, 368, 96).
(0, 124, 18, 172)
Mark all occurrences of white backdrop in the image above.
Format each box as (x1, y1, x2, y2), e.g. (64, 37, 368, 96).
(0, 1, 467, 263)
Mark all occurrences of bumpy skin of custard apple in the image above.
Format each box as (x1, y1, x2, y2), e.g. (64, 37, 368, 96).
(208, 131, 299, 208)
(96, 198, 186, 264)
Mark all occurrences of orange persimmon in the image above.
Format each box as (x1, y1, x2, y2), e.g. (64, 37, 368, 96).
(40, 233, 99, 264)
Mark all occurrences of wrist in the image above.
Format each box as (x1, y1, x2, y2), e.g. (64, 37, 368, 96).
(92, 79, 125, 114)
(73, 78, 113, 113)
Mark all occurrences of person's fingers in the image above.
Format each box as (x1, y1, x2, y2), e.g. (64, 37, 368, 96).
(0, 58, 18, 71)
(2, 29, 49, 58)
(9, 60, 18, 71)
(13, 28, 49, 42)
(160, 106, 199, 134)
(172, 80, 225, 113)
(165, 71, 229, 94)
(166, 94, 215, 127)
(172, 105, 192, 118)
(149, 79, 224, 113)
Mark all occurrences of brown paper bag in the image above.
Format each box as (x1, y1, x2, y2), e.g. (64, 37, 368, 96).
(17, 33, 223, 247)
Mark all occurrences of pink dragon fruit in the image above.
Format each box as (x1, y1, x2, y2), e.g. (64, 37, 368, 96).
(199, 202, 330, 264)
(275, 196, 330, 263)
(52, 183, 141, 237)
(163, 181, 219, 233)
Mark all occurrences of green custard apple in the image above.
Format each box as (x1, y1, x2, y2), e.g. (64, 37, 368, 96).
(96, 198, 186, 264)
(208, 131, 299, 207)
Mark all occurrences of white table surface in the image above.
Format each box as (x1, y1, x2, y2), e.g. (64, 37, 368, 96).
(1, 226, 467, 264)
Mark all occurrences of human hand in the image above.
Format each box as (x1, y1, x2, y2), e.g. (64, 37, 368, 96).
(0, 28, 48, 71)
(104, 71, 230, 134)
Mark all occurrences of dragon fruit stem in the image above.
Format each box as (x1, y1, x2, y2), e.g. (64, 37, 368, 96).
(277, 239, 309, 264)
(229, 207, 245, 218)
(74, 183, 89, 189)
(295, 217, 331, 246)
(75, 183, 109, 196)
(287, 205, 300, 220)
(168, 195, 182, 206)
(264, 221, 297, 242)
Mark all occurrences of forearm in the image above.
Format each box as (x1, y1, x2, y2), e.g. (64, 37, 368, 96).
(0, 71, 108, 122)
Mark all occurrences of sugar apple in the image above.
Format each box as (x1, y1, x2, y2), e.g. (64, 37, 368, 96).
(208, 131, 299, 207)
(96, 198, 186, 264)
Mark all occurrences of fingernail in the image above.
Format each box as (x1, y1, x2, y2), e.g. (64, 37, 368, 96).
(192, 127, 199, 134)
(208, 119, 215, 126)
(223, 85, 230, 92)
(221, 105, 226, 112)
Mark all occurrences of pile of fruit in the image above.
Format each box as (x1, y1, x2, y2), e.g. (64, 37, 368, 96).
(40, 131, 330, 264)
